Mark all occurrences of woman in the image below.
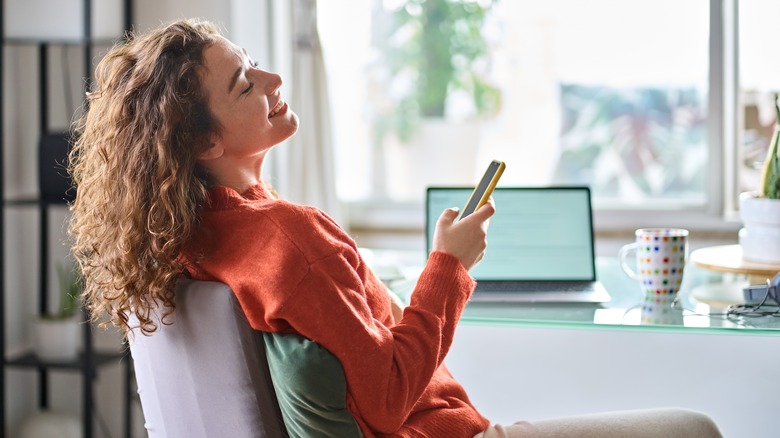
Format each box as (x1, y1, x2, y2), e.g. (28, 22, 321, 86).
(69, 19, 721, 438)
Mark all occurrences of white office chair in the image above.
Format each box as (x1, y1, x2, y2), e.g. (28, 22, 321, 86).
(127, 279, 287, 437)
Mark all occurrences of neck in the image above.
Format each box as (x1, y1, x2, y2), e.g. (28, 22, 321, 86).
(202, 153, 267, 194)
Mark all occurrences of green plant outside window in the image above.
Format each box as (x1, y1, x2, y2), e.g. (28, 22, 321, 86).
(375, 0, 502, 143)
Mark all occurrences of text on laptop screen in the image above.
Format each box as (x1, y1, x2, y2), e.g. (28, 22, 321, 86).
(426, 187, 596, 281)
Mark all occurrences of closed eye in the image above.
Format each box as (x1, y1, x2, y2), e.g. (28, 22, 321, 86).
(242, 83, 254, 95)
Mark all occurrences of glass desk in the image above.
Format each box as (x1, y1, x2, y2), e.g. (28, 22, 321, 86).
(367, 251, 780, 438)
(374, 250, 780, 437)
(387, 256, 780, 335)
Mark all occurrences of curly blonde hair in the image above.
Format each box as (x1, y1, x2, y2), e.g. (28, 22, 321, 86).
(69, 19, 221, 335)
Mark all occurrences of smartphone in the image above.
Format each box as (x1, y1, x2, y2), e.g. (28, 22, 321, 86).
(459, 160, 505, 220)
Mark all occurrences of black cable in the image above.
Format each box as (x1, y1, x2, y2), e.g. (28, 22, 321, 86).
(668, 278, 780, 324)
(725, 275, 780, 318)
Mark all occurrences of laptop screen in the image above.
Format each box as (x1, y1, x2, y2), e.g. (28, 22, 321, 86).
(426, 187, 596, 281)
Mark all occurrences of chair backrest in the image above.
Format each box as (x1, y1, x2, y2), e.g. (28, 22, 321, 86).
(128, 279, 288, 438)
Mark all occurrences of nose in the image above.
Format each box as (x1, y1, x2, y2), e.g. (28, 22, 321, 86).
(250, 67, 282, 94)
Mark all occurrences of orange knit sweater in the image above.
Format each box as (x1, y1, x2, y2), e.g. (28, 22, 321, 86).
(180, 184, 490, 437)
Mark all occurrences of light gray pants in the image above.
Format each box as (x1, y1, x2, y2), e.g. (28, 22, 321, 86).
(474, 408, 722, 438)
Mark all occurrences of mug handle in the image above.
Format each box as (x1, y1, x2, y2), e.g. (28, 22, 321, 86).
(618, 242, 640, 280)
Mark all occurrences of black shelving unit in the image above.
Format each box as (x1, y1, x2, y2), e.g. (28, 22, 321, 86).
(1, 1, 135, 437)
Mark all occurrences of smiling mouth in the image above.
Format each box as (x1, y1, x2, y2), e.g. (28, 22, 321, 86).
(269, 100, 285, 118)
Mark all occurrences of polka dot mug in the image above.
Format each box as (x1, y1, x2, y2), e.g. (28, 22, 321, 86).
(618, 228, 689, 299)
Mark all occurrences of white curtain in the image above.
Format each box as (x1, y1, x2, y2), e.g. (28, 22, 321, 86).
(232, 0, 342, 224)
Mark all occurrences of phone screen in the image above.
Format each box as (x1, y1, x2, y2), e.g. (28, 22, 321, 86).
(460, 160, 505, 219)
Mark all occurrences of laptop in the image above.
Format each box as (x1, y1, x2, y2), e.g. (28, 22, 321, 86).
(425, 186, 611, 304)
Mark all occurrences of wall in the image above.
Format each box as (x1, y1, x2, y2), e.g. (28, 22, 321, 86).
(134, 0, 229, 35)
(1, 1, 276, 436)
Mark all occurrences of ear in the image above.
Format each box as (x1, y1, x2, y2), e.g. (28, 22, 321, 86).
(197, 141, 224, 161)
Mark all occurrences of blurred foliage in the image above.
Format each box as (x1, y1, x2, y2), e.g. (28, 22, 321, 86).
(50, 263, 81, 320)
(373, 0, 502, 143)
(555, 84, 708, 199)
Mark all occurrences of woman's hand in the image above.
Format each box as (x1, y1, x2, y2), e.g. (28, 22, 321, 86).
(431, 199, 495, 272)
(388, 290, 405, 324)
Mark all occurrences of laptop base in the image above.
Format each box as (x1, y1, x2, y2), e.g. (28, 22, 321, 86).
(470, 281, 611, 304)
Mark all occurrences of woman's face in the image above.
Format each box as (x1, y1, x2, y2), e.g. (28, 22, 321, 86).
(199, 36, 298, 162)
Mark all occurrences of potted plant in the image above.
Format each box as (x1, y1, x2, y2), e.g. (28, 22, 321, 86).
(739, 92, 780, 263)
(32, 263, 82, 361)
(372, 0, 502, 198)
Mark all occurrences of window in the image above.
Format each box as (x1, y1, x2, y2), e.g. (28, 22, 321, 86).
(318, 0, 773, 234)
(737, 0, 780, 199)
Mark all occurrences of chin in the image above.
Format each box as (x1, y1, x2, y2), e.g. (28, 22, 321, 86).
(288, 110, 300, 131)
(284, 112, 300, 138)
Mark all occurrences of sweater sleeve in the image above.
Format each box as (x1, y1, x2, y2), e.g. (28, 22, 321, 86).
(272, 250, 475, 434)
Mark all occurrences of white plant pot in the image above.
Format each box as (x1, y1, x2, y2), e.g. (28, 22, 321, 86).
(19, 411, 81, 438)
(738, 191, 780, 263)
(32, 316, 81, 362)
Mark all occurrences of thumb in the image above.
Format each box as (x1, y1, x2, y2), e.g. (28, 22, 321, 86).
(463, 198, 496, 223)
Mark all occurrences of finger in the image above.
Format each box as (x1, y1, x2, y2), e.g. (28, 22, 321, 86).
(483, 196, 495, 210)
(438, 207, 460, 225)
